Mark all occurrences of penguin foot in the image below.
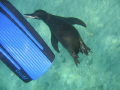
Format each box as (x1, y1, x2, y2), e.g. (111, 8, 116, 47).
(73, 58, 80, 67)
(79, 41, 92, 55)
(70, 52, 80, 67)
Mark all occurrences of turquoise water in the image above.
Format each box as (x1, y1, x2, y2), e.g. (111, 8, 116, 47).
(0, 0, 120, 90)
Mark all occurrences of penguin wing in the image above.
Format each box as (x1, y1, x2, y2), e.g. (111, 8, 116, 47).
(63, 17, 87, 27)
(51, 33, 60, 53)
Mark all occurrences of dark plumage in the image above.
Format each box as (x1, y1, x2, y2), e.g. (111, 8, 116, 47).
(24, 10, 92, 66)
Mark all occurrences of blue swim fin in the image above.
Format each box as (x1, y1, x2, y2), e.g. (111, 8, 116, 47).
(0, 0, 55, 83)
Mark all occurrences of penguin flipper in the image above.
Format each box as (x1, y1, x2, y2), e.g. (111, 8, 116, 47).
(51, 33, 60, 53)
(64, 17, 87, 27)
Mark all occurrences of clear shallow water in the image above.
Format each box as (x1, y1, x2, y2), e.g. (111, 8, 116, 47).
(0, 0, 120, 90)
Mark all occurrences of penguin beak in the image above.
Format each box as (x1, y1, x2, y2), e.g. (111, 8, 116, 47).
(24, 14, 38, 19)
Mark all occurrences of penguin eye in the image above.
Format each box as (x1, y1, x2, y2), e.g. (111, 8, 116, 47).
(35, 16, 38, 19)
(34, 12, 38, 15)
(35, 12, 38, 15)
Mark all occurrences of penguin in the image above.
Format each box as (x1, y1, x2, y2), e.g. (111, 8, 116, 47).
(24, 10, 92, 66)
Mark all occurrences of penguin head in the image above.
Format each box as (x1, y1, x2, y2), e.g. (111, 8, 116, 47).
(24, 10, 48, 20)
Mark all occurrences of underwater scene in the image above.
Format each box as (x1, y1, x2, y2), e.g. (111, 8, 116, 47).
(0, 0, 120, 90)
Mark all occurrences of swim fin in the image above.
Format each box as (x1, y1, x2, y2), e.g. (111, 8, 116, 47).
(0, 0, 55, 83)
